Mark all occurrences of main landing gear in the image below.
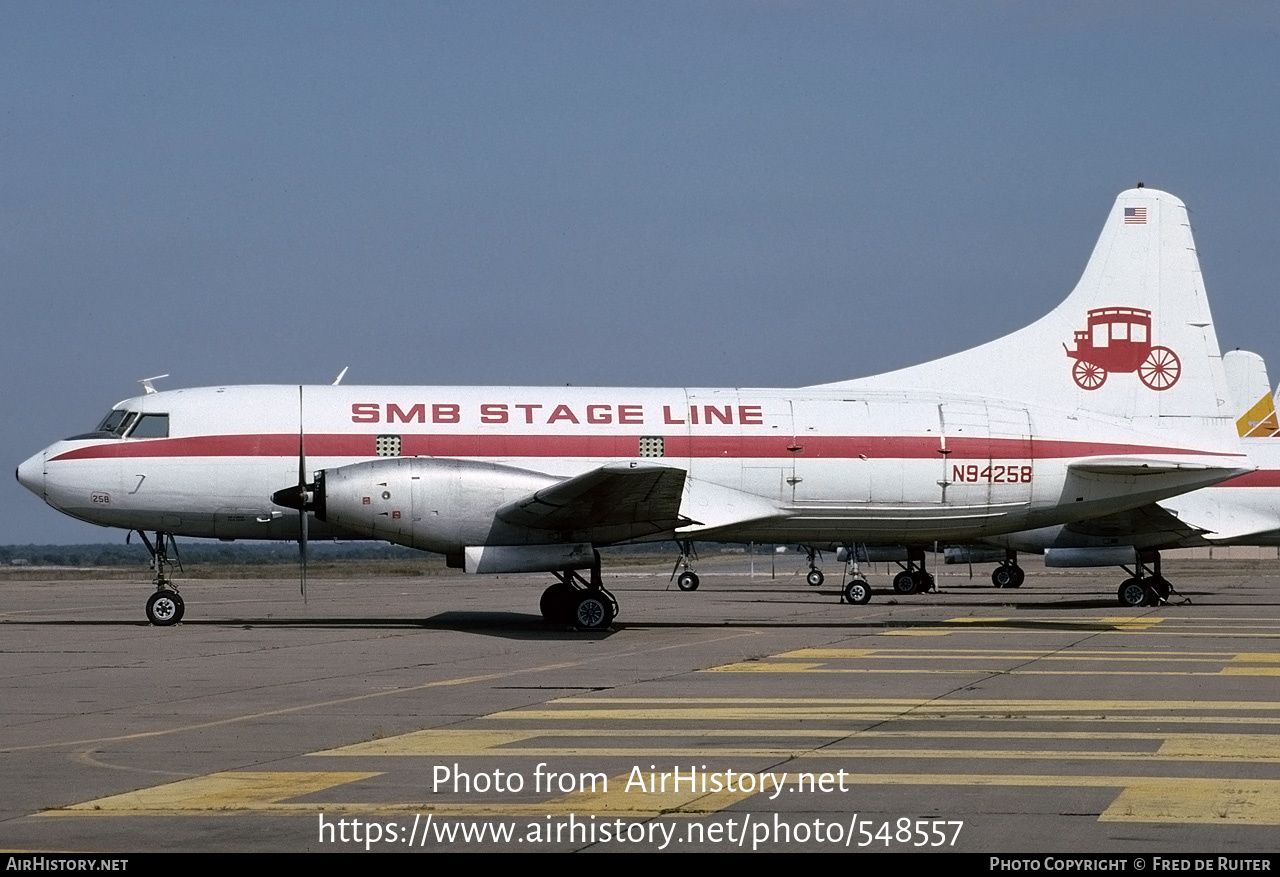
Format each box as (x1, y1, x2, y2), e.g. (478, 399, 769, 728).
(671, 540, 700, 591)
(891, 548, 935, 595)
(991, 552, 1026, 589)
(1116, 551, 1177, 608)
(132, 530, 185, 626)
(539, 551, 617, 631)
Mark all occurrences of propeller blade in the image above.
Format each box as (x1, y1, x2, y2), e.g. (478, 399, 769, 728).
(298, 385, 308, 603)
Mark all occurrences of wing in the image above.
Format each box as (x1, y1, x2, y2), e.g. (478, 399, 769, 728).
(496, 462, 689, 543)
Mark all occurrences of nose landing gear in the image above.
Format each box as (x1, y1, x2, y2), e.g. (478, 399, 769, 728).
(133, 530, 184, 626)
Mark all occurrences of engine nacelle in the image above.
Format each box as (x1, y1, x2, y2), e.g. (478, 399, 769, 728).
(315, 457, 561, 553)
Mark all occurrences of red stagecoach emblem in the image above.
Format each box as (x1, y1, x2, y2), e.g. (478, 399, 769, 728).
(1064, 307, 1181, 391)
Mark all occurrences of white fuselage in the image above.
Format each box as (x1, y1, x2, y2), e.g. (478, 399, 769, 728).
(17, 384, 1249, 555)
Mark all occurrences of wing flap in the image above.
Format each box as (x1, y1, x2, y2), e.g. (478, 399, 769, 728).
(496, 462, 688, 539)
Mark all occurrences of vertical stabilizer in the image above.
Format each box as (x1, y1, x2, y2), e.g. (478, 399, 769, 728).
(826, 188, 1232, 441)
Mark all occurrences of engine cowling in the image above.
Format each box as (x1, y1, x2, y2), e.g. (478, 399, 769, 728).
(314, 457, 561, 553)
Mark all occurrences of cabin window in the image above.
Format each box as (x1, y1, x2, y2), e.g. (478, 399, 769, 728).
(129, 413, 170, 439)
(1091, 324, 1109, 347)
(1131, 323, 1147, 343)
(1110, 322, 1129, 341)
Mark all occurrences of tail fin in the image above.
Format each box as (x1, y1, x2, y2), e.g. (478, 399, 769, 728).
(826, 188, 1232, 440)
(1226, 350, 1280, 437)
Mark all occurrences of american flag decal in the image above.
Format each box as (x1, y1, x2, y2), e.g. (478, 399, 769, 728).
(1124, 206, 1147, 224)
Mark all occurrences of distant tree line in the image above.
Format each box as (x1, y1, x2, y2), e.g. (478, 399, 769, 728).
(0, 539, 685, 568)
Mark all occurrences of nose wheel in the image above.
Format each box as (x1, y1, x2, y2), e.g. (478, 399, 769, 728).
(146, 589, 184, 626)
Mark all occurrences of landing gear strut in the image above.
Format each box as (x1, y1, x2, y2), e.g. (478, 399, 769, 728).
(671, 540, 700, 591)
(803, 546, 824, 587)
(834, 544, 872, 606)
(1116, 551, 1177, 607)
(991, 551, 1025, 588)
(891, 548, 935, 595)
(539, 551, 617, 630)
(133, 530, 184, 625)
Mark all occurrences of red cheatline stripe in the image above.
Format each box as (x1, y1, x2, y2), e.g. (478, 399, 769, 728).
(1217, 470, 1280, 488)
(48, 433, 1243, 462)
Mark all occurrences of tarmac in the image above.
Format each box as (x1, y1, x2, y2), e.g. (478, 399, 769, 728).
(2, 554, 1279, 854)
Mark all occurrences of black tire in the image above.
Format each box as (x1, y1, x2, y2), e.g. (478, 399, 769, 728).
(146, 590, 183, 626)
(572, 591, 614, 630)
(676, 571, 700, 592)
(539, 583, 574, 623)
(914, 571, 935, 593)
(1148, 576, 1172, 602)
(806, 569, 824, 587)
(843, 579, 871, 605)
(1008, 566, 1025, 588)
(991, 566, 1011, 588)
(892, 570, 919, 595)
(1117, 578, 1148, 607)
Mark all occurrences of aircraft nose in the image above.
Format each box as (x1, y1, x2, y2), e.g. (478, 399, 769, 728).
(16, 452, 45, 499)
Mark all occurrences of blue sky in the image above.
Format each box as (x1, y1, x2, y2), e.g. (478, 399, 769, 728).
(4, 2, 1278, 543)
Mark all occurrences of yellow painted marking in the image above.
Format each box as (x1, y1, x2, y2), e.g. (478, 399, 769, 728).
(497, 698, 1280, 717)
(57, 771, 379, 812)
(47, 772, 1280, 825)
(1157, 734, 1280, 761)
(709, 661, 826, 672)
(879, 630, 953, 636)
(550, 771, 759, 815)
(777, 648, 1233, 661)
(318, 730, 533, 757)
(1103, 779, 1280, 825)
(710, 666, 1277, 677)
(1232, 653, 1280, 663)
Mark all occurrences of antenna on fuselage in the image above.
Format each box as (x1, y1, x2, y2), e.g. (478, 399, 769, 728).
(332, 367, 349, 386)
(139, 374, 170, 395)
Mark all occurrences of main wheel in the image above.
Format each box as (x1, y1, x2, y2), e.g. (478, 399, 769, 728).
(1139, 346, 1181, 390)
(571, 591, 615, 630)
(146, 590, 184, 626)
(1147, 576, 1172, 602)
(892, 570, 919, 595)
(843, 579, 871, 605)
(1072, 359, 1107, 390)
(806, 569, 824, 587)
(676, 571, 700, 591)
(539, 582, 574, 623)
(914, 571, 935, 593)
(1117, 578, 1148, 607)
(991, 566, 1011, 588)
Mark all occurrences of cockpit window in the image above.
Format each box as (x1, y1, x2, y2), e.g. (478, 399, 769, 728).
(128, 413, 169, 439)
(70, 410, 139, 440)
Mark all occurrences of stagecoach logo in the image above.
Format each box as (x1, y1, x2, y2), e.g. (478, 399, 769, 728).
(1064, 307, 1181, 391)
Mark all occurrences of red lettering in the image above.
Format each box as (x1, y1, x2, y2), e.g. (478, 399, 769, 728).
(618, 404, 643, 424)
(690, 406, 699, 425)
(351, 403, 380, 423)
(480, 403, 509, 424)
(663, 405, 685, 425)
(514, 404, 542, 424)
(704, 405, 732, 425)
(586, 404, 611, 424)
(387, 403, 426, 423)
(432, 403, 460, 424)
(548, 404, 580, 424)
(739, 405, 763, 425)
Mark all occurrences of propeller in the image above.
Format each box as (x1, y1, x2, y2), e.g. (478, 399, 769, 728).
(270, 386, 312, 602)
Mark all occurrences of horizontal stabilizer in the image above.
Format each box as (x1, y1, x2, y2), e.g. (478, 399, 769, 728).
(497, 462, 688, 538)
(1160, 492, 1280, 544)
(1067, 457, 1249, 477)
